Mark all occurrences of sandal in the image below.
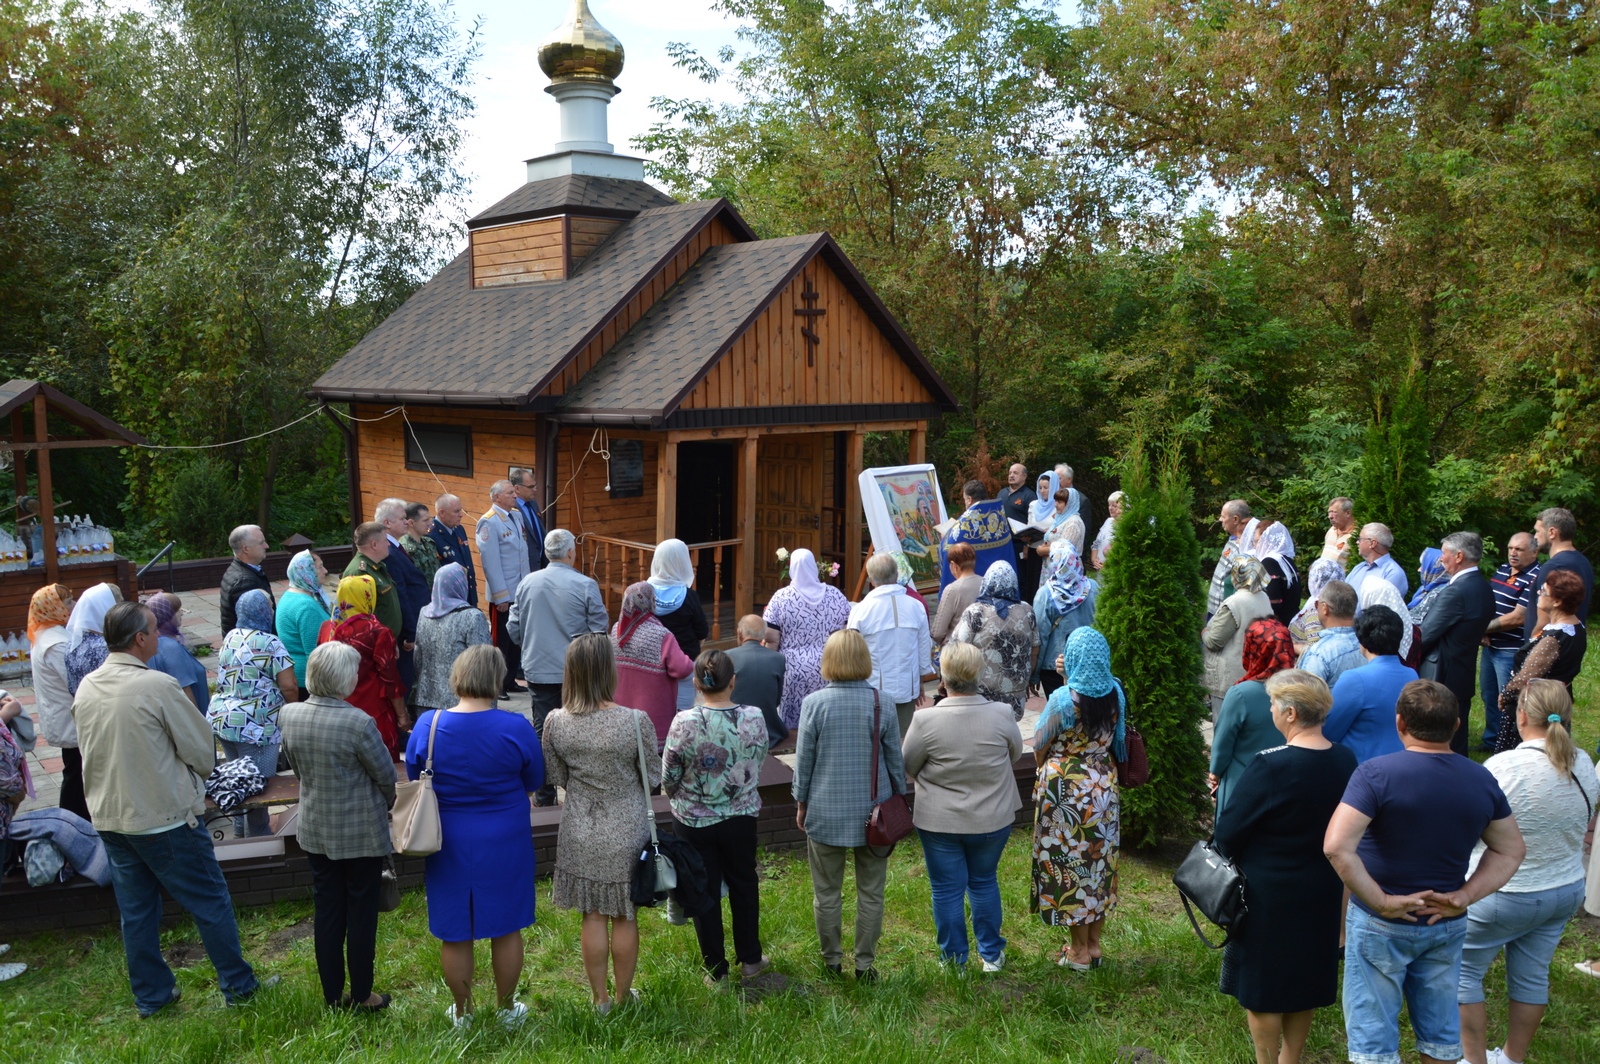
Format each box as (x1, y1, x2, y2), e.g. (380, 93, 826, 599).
(1575, 960, 1600, 979)
(1055, 946, 1093, 972)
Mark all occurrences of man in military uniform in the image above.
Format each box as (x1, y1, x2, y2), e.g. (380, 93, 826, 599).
(343, 522, 401, 640)
(477, 479, 531, 697)
(426, 493, 477, 607)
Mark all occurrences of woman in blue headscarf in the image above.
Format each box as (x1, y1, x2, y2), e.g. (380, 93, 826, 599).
(1407, 547, 1449, 625)
(1033, 539, 1098, 696)
(1030, 626, 1126, 971)
(277, 549, 330, 699)
(949, 561, 1041, 720)
(211, 588, 296, 837)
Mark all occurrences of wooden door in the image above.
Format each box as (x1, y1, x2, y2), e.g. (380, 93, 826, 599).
(754, 435, 823, 603)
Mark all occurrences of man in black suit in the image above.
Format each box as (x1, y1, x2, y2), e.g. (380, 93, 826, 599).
(375, 498, 430, 693)
(1415, 531, 1496, 755)
(724, 614, 788, 748)
(219, 524, 274, 633)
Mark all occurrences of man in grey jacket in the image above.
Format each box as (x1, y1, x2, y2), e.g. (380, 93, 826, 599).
(477, 480, 531, 695)
(508, 528, 608, 804)
(75, 602, 274, 1017)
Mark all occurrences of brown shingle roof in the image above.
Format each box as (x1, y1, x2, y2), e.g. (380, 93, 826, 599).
(310, 198, 749, 406)
(557, 234, 960, 422)
(468, 175, 676, 229)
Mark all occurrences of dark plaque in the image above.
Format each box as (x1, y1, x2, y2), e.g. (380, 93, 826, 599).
(609, 439, 644, 499)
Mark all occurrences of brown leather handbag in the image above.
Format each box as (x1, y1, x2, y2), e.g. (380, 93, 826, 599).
(1116, 724, 1150, 788)
(864, 689, 914, 855)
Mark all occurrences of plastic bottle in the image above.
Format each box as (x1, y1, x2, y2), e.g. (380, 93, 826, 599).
(28, 522, 41, 567)
(19, 630, 30, 671)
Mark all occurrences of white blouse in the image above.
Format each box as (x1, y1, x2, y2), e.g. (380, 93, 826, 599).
(1468, 740, 1597, 893)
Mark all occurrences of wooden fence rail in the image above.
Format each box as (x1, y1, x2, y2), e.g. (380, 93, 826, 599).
(580, 535, 741, 644)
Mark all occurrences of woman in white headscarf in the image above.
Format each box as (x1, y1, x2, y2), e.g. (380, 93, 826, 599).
(650, 538, 709, 711)
(64, 582, 122, 696)
(762, 547, 852, 731)
(1357, 577, 1419, 669)
(1290, 558, 1346, 652)
(1248, 521, 1300, 627)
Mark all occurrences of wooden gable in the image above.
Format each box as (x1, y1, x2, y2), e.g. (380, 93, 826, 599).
(679, 258, 937, 411)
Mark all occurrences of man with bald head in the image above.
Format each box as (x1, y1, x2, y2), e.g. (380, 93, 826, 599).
(1206, 499, 1257, 623)
(1478, 531, 1540, 749)
(426, 493, 477, 608)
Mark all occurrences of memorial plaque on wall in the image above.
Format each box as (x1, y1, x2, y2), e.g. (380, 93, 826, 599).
(608, 439, 644, 499)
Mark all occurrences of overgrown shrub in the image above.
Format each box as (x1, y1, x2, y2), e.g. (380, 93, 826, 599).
(157, 454, 250, 556)
(1096, 443, 1211, 845)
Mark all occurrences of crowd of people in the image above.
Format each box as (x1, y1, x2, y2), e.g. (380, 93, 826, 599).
(2, 469, 1595, 1064)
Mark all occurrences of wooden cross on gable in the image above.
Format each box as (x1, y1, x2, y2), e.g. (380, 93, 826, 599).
(794, 276, 825, 366)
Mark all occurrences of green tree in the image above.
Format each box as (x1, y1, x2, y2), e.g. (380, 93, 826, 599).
(1095, 440, 1210, 845)
(1358, 364, 1434, 568)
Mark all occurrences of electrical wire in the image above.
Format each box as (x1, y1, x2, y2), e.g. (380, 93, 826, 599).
(130, 404, 327, 449)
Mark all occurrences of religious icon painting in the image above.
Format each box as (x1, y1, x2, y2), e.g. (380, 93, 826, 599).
(858, 464, 947, 589)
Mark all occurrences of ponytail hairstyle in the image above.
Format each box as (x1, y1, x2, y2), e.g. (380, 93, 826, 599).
(693, 648, 736, 696)
(1522, 679, 1576, 780)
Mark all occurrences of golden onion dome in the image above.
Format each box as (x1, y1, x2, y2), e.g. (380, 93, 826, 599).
(538, 0, 624, 85)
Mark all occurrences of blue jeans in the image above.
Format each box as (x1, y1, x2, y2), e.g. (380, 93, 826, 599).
(1478, 646, 1517, 743)
(1343, 906, 1467, 1064)
(918, 825, 1011, 965)
(1458, 878, 1586, 1006)
(101, 824, 258, 1013)
(218, 738, 279, 838)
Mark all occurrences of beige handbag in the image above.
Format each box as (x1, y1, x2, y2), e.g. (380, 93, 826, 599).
(390, 709, 443, 856)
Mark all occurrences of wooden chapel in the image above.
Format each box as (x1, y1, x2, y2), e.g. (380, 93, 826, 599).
(310, 0, 959, 636)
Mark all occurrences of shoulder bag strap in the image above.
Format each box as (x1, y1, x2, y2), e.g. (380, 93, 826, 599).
(868, 688, 881, 804)
(422, 707, 442, 778)
(633, 711, 660, 848)
(1178, 891, 1230, 950)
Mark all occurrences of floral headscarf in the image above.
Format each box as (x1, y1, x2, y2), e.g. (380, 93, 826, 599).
(286, 550, 330, 611)
(976, 559, 1021, 619)
(234, 588, 275, 633)
(422, 563, 471, 620)
(1408, 547, 1448, 609)
(26, 584, 72, 646)
(1230, 555, 1270, 595)
(617, 581, 657, 648)
(332, 575, 377, 624)
(890, 551, 917, 588)
(147, 593, 184, 640)
(649, 539, 694, 615)
(1358, 577, 1415, 659)
(1305, 557, 1345, 602)
(787, 548, 825, 606)
(1038, 627, 1127, 761)
(1238, 619, 1296, 685)
(1041, 539, 1091, 616)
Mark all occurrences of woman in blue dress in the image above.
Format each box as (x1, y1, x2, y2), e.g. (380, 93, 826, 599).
(405, 644, 544, 1029)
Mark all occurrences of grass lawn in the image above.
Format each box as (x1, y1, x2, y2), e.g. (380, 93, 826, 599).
(3, 651, 1598, 1063)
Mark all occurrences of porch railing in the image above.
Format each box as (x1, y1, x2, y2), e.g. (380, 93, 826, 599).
(580, 535, 741, 644)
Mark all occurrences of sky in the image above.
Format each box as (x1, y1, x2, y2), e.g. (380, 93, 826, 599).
(454, 0, 747, 212)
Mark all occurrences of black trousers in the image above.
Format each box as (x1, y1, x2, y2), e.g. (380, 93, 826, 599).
(490, 606, 523, 685)
(306, 852, 383, 1006)
(678, 815, 762, 978)
(527, 683, 562, 806)
(59, 746, 90, 822)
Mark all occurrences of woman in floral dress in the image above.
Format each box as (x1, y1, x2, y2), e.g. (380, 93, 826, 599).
(950, 561, 1040, 720)
(763, 548, 852, 731)
(1031, 626, 1127, 970)
(210, 588, 297, 837)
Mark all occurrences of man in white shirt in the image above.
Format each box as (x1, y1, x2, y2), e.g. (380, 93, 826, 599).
(848, 553, 934, 740)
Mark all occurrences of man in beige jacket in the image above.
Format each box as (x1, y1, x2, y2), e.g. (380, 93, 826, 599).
(74, 601, 273, 1017)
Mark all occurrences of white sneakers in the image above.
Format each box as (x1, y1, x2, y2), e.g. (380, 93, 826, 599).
(498, 1001, 529, 1029)
(1460, 1048, 1517, 1064)
(980, 951, 1005, 974)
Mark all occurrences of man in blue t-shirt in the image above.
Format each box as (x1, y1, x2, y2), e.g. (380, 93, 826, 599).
(1324, 679, 1525, 1064)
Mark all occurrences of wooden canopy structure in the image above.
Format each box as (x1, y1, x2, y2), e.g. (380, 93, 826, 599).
(0, 381, 145, 607)
(312, 176, 959, 632)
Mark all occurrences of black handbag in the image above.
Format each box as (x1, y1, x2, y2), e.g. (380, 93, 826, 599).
(629, 714, 670, 907)
(1172, 839, 1248, 949)
(377, 856, 401, 913)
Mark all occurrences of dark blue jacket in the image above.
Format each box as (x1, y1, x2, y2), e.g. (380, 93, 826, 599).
(426, 518, 478, 607)
(384, 539, 430, 642)
(513, 496, 547, 573)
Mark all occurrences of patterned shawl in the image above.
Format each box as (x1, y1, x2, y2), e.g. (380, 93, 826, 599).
(27, 583, 72, 646)
(147, 593, 183, 640)
(975, 559, 1022, 619)
(1238, 619, 1296, 685)
(1408, 547, 1448, 609)
(1042, 539, 1091, 616)
(1290, 557, 1346, 640)
(1249, 521, 1299, 587)
(332, 574, 377, 625)
(649, 538, 694, 614)
(616, 581, 658, 649)
(613, 581, 669, 670)
(1358, 578, 1415, 659)
(234, 588, 274, 633)
(286, 550, 330, 611)
(421, 562, 471, 620)
(1038, 626, 1127, 761)
(1230, 554, 1271, 595)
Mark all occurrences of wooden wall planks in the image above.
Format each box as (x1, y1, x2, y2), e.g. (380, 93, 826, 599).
(471, 218, 566, 287)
